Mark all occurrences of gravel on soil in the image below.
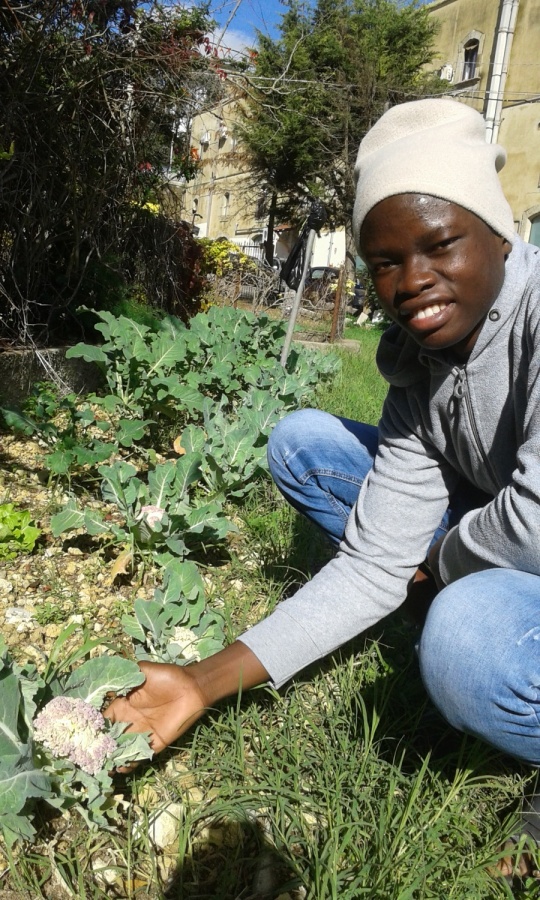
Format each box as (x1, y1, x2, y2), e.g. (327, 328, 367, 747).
(0, 433, 153, 662)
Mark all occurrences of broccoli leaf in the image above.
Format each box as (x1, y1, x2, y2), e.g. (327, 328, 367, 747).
(0, 750, 53, 816)
(63, 657, 145, 708)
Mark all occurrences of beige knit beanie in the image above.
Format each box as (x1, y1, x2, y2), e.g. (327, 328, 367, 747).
(353, 98, 516, 251)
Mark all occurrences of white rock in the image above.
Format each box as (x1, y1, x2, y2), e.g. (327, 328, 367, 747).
(5, 607, 33, 625)
(92, 856, 123, 890)
(0, 578, 14, 596)
(195, 818, 243, 848)
(146, 802, 184, 850)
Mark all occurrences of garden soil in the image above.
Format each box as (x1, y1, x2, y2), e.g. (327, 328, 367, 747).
(0, 433, 152, 663)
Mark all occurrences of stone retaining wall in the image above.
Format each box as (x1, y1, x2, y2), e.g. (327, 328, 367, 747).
(0, 348, 104, 407)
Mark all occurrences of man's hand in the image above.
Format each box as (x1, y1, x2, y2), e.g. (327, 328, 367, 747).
(105, 642, 269, 758)
(105, 661, 207, 754)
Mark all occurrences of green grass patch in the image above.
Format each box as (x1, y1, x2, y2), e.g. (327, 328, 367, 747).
(317, 327, 388, 424)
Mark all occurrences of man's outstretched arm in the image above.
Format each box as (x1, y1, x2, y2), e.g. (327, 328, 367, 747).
(106, 642, 269, 754)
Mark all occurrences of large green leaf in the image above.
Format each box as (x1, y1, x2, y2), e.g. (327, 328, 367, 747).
(83, 508, 108, 537)
(133, 599, 163, 639)
(0, 810, 39, 847)
(115, 419, 152, 448)
(66, 343, 108, 364)
(174, 454, 202, 497)
(108, 732, 153, 768)
(0, 407, 37, 436)
(44, 448, 75, 475)
(74, 441, 114, 467)
(51, 501, 85, 537)
(0, 669, 23, 748)
(147, 334, 188, 376)
(63, 656, 145, 707)
(147, 462, 177, 509)
(99, 462, 140, 511)
(153, 560, 203, 607)
(121, 614, 146, 643)
(0, 751, 53, 816)
(179, 424, 206, 454)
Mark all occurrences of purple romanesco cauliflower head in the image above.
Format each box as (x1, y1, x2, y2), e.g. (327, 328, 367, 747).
(33, 696, 117, 775)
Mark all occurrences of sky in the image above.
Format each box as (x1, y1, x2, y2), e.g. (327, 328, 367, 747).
(210, 0, 285, 56)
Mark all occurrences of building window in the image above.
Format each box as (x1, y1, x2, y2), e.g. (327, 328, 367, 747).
(462, 39, 479, 81)
(221, 192, 230, 218)
(529, 215, 540, 249)
(217, 123, 228, 147)
(255, 195, 266, 220)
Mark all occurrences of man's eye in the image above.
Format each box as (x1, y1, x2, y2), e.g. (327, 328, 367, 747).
(434, 237, 458, 251)
(372, 260, 394, 273)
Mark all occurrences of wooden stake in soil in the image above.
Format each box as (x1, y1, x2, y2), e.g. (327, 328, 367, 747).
(280, 227, 317, 367)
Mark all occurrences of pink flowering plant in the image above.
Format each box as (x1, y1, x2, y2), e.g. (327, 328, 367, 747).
(0, 630, 152, 847)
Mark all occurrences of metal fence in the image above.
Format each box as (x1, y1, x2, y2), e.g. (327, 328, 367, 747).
(207, 262, 354, 344)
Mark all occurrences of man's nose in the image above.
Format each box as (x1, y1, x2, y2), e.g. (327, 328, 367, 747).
(397, 256, 435, 297)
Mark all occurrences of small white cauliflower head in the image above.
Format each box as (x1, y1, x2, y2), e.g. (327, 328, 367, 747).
(135, 505, 166, 544)
(33, 696, 117, 775)
(171, 626, 201, 662)
(137, 505, 165, 529)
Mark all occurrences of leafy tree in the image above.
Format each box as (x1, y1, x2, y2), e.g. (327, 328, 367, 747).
(0, 0, 220, 345)
(235, 0, 442, 263)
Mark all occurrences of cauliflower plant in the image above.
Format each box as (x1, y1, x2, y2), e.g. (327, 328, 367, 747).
(33, 696, 117, 776)
(134, 504, 167, 545)
(137, 504, 165, 529)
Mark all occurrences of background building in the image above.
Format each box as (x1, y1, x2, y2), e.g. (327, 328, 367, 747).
(174, 95, 345, 268)
(426, 0, 540, 245)
(177, 0, 540, 263)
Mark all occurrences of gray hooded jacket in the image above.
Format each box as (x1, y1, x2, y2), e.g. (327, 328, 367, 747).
(240, 237, 540, 688)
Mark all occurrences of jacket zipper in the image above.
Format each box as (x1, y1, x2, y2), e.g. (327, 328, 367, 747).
(452, 366, 498, 487)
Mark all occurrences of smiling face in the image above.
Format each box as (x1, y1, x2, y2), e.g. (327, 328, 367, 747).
(359, 194, 512, 359)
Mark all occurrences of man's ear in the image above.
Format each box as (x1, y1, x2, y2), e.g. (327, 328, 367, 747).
(502, 238, 512, 259)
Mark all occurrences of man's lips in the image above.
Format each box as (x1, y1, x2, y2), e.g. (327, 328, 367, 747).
(399, 300, 454, 328)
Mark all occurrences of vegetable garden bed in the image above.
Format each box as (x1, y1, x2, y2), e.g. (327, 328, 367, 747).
(0, 311, 534, 898)
(0, 306, 339, 896)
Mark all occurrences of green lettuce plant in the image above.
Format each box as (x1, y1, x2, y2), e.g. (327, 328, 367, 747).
(0, 503, 41, 559)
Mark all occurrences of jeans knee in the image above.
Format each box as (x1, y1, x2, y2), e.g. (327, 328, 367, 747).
(267, 409, 330, 474)
(419, 570, 540, 760)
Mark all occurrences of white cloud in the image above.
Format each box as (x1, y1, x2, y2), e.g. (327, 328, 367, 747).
(210, 26, 255, 59)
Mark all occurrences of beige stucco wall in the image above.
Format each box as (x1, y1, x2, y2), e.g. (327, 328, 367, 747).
(505, 0, 540, 96)
(427, 0, 499, 108)
(499, 103, 540, 232)
(426, 0, 540, 237)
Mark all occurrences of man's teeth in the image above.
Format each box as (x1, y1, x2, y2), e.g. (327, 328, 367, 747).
(411, 303, 448, 321)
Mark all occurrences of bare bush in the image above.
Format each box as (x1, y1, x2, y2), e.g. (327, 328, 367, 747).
(0, 0, 218, 346)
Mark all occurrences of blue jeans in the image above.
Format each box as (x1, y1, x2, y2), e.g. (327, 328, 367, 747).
(268, 409, 540, 765)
